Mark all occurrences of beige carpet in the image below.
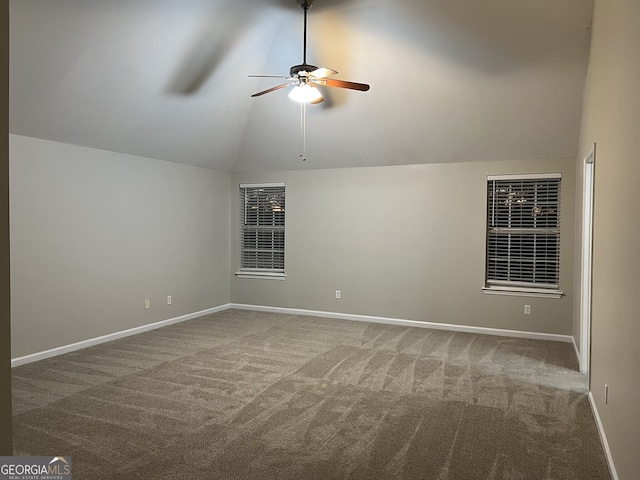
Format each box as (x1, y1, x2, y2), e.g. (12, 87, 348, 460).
(12, 309, 610, 479)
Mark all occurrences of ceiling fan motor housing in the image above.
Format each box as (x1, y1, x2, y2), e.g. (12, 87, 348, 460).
(290, 64, 318, 77)
(297, 0, 314, 9)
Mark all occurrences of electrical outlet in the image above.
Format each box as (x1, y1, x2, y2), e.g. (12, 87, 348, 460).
(605, 384, 609, 404)
(167, 295, 172, 305)
(336, 290, 341, 299)
(524, 305, 531, 315)
(144, 298, 150, 310)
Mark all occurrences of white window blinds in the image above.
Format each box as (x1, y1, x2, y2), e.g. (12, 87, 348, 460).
(486, 174, 561, 288)
(239, 184, 285, 272)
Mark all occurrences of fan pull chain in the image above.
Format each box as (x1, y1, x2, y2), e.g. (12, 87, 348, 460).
(300, 102, 307, 161)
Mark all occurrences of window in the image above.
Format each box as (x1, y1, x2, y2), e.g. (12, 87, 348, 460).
(237, 183, 285, 278)
(484, 174, 562, 297)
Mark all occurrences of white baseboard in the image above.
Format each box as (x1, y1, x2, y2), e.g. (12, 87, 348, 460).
(11, 304, 231, 368)
(588, 391, 619, 480)
(230, 304, 574, 343)
(12, 303, 574, 367)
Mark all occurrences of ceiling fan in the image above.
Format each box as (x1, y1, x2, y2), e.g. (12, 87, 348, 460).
(249, 0, 370, 104)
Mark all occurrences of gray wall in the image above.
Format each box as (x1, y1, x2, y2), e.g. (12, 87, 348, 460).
(10, 135, 231, 358)
(575, 0, 640, 478)
(231, 158, 576, 335)
(1, 0, 12, 455)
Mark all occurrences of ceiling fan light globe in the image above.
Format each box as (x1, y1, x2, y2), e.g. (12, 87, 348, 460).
(288, 84, 323, 103)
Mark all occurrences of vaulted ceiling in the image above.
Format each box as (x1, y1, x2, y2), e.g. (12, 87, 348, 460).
(10, 0, 593, 172)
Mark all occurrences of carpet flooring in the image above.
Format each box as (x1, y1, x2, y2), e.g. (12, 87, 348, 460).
(12, 309, 611, 479)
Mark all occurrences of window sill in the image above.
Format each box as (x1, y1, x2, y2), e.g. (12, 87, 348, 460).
(482, 286, 563, 299)
(235, 271, 286, 280)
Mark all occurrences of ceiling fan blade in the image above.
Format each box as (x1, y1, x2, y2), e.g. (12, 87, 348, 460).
(310, 67, 338, 79)
(316, 78, 370, 92)
(250, 82, 293, 97)
(248, 75, 290, 78)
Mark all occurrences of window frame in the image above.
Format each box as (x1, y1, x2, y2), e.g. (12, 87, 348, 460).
(235, 183, 286, 280)
(482, 173, 563, 299)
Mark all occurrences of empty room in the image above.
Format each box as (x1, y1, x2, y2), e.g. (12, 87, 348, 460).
(1, 0, 639, 479)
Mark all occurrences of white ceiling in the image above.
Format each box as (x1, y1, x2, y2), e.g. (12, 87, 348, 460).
(10, 0, 594, 172)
